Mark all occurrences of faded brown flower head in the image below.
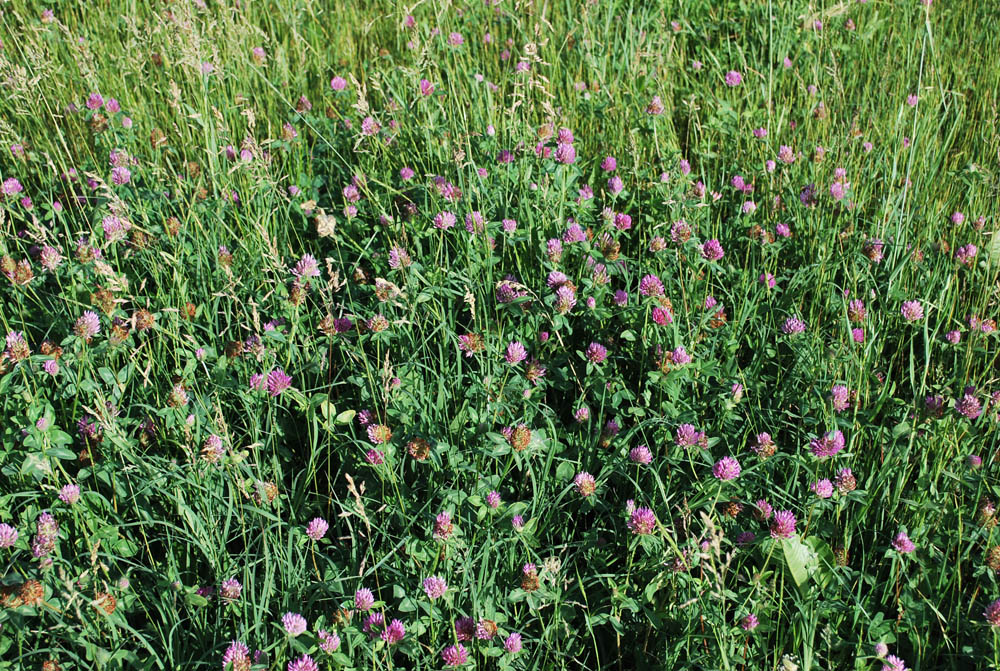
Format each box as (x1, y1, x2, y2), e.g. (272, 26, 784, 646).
(508, 425, 531, 452)
(19, 580, 44, 607)
(94, 591, 117, 615)
(134, 309, 155, 332)
(986, 545, 1000, 572)
(407, 438, 431, 461)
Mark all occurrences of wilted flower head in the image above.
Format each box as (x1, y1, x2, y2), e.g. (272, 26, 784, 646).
(984, 599, 1000, 626)
(74, 311, 101, 341)
(574, 472, 597, 496)
(433, 511, 454, 540)
(834, 468, 857, 493)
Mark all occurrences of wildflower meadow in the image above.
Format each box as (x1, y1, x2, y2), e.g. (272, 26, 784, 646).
(2, 1, 1000, 669)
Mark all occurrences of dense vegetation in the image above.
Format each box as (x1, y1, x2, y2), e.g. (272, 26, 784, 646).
(2, 1, 1000, 669)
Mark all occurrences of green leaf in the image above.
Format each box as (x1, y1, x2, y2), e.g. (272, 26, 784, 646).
(185, 592, 209, 607)
(780, 537, 813, 591)
(555, 461, 575, 482)
(20, 453, 52, 479)
(45, 447, 77, 461)
(335, 409, 356, 424)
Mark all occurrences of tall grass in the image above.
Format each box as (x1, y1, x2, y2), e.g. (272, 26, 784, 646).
(1, 1, 1000, 670)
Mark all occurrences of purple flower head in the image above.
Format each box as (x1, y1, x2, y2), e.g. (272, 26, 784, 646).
(433, 511, 454, 540)
(585, 342, 608, 364)
(629, 445, 653, 465)
(892, 532, 915, 554)
(810, 430, 845, 458)
(675, 424, 705, 448)
(0, 524, 18, 548)
(770, 510, 797, 539)
(75, 311, 101, 341)
(223, 641, 251, 670)
(58, 484, 80, 505)
(282, 612, 308, 637)
(607, 175, 624, 195)
(442, 644, 469, 667)
(319, 629, 341, 653)
(220, 578, 241, 602)
(671, 346, 691, 365)
(505, 341, 527, 365)
(355, 587, 375, 611)
(554, 143, 576, 165)
(574, 472, 597, 497)
(830, 385, 851, 412)
(811, 479, 833, 498)
(782, 317, 806, 335)
(725, 70, 742, 86)
(423, 576, 447, 600)
(639, 274, 665, 297)
(956, 393, 982, 420)
(305, 517, 328, 541)
(900, 300, 923, 322)
(985, 599, 1000, 627)
(293, 254, 320, 279)
(628, 507, 657, 535)
(701, 239, 724, 261)
(381, 619, 405, 644)
(504, 632, 523, 653)
(288, 655, 319, 671)
(712, 457, 741, 481)
(266, 369, 292, 396)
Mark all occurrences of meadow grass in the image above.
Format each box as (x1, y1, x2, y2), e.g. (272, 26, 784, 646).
(2, 0, 1000, 669)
